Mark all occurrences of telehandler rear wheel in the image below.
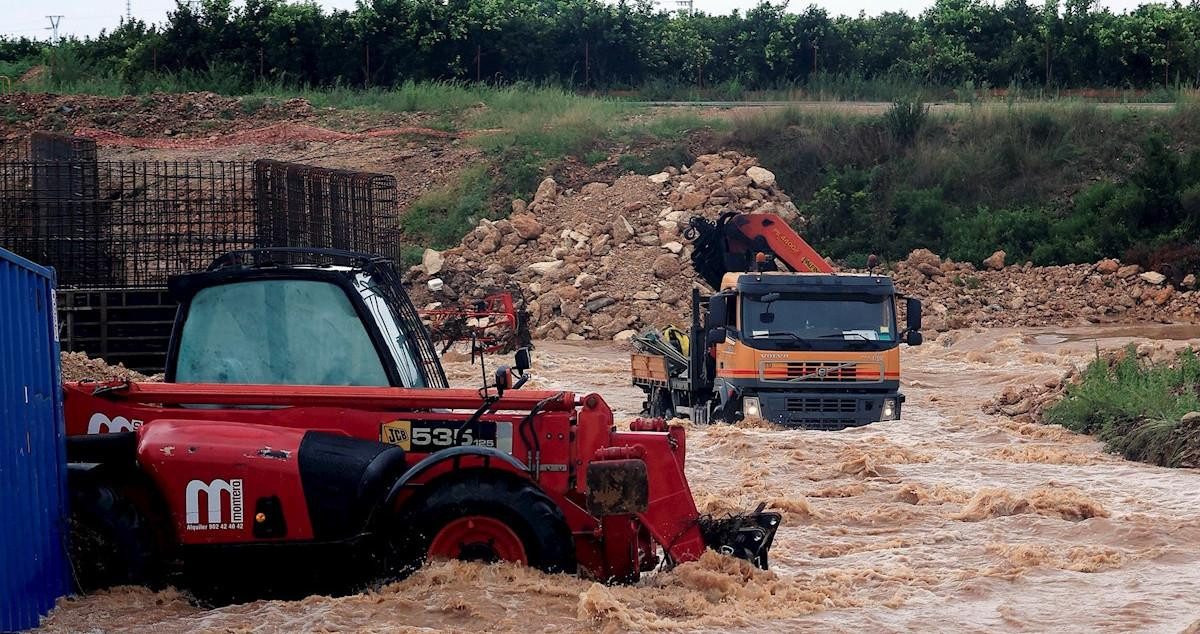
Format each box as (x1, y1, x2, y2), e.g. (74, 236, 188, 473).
(401, 475, 574, 573)
(67, 476, 162, 592)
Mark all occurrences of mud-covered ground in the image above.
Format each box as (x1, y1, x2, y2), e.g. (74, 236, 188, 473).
(41, 326, 1200, 632)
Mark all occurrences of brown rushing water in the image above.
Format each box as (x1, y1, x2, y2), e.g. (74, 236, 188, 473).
(40, 327, 1200, 633)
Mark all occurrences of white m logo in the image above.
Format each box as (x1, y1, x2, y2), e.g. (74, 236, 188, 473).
(185, 479, 244, 525)
(87, 412, 138, 434)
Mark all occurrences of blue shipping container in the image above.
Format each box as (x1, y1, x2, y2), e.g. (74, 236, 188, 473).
(0, 247, 70, 631)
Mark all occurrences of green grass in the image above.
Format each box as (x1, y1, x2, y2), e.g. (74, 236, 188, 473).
(1044, 346, 1200, 467)
(398, 164, 493, 256)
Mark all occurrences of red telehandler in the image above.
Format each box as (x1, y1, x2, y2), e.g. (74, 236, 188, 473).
(64, 248, 779, 601)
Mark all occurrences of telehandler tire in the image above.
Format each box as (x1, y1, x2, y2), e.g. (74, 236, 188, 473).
(67, 477, 162, 592)
(401, 474, 574, 574)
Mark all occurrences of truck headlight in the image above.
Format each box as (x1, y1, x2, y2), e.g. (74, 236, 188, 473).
(882, 398, 897, 420)
(743, 397, 761, 418)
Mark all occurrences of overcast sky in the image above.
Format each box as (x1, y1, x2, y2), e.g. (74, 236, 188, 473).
(3, 0, 1159, 40)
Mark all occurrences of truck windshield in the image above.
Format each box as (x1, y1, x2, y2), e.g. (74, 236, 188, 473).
(742, 294, 896, 343)
(175, 279, 390, 386)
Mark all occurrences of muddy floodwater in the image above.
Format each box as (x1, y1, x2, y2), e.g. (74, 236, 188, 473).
(40, 326, 1200, 632)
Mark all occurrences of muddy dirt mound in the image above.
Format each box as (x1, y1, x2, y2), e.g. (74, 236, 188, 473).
(408, 151, 798, 340)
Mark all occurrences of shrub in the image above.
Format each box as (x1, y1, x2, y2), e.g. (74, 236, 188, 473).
(882, 98, 928, 145)
(1043, 346, 1200, 466)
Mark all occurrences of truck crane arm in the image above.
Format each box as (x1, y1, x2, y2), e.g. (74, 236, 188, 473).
(684, 211, 834, 289)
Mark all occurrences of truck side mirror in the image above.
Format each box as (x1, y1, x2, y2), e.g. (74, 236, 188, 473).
(514, 347, 531, 372)
(905, 330, 923, 346)
(906, 298, 922, 332)
(707, 326, 728, 346)
(706, 295, 728, 328)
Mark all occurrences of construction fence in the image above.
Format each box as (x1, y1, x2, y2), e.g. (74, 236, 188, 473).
(0, 132, 401, 288)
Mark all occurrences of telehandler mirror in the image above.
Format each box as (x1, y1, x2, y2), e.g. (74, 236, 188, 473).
(514, 347, 532, 372)
(707, 326, 728, 346)
(905, 298, 923, 331)
(905, 330, 923, 346)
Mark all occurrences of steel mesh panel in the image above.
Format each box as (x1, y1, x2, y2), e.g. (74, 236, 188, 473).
(0, 138, 401, 288)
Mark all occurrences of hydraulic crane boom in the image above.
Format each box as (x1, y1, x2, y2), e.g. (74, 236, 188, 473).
(684, 211, 833, 289)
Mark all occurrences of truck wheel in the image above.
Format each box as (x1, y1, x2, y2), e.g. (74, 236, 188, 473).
(649, 388, 676, 420)
(401, 475, 574, 574)
(68, 479, 161, 592)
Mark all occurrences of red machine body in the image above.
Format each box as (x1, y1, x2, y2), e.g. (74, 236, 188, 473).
(64, 381, 734, 582)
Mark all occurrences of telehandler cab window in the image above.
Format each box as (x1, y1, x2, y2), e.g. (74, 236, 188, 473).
(175, 279, 390, 386)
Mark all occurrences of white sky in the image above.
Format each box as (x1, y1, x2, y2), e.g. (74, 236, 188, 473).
(1, 0, 1159, 40)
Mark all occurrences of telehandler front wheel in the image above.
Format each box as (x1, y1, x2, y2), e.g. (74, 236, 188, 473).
(400, 475, 575, 574)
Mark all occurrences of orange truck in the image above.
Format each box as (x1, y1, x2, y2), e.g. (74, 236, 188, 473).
(631, 212, 923, 430)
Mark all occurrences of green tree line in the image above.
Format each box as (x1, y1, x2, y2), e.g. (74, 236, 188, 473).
(5, 0, 1200, 92)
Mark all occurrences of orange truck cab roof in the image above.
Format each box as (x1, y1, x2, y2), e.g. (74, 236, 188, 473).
(719, 271, 896, 294)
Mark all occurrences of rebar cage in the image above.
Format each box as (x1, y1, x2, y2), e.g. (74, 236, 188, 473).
(0, 134, 400, 288)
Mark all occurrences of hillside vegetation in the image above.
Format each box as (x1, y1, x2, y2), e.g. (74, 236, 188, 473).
(729, 102, 1200, 276)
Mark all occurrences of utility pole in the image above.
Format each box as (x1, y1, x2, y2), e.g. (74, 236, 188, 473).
(45, 16, 63, 44)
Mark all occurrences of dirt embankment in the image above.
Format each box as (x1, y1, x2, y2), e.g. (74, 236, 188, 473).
(896, 248, 1198, 332)
(0, 92, 442, 145)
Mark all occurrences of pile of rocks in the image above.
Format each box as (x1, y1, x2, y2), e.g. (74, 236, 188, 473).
(60, 351, 154, 382)
(408, 152, 798, 340)
(894, 249, 1199, 332)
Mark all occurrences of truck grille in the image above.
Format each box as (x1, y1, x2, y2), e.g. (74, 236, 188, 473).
(761, 361, 880, 382)
(785, 397, 858, 413)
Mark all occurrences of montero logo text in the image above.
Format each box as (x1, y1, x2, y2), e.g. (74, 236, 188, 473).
(87, 412, 143, 434)
(185, 478, 244, 531)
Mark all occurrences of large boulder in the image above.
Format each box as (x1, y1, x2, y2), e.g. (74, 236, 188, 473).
(421, 248, 444, 275)
(746, 166, 776, 188)
(906, 249, 943, 278)
(1096, 258, 1120, 274)
(510, 213, 544, 240)
(1139, 271, 1167, 285)
(611, 215, 636, 243)
(982, 250, 1006, 271)
(531, 177, 558, 209)
(652, 254, 681, 280)
(528, 260, 564, 275)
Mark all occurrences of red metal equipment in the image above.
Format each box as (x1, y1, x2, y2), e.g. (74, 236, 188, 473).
(422, 291, 529, 353)
(64, 380, 778, 592)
